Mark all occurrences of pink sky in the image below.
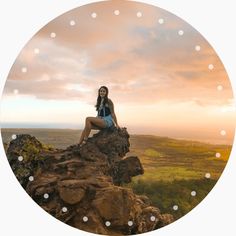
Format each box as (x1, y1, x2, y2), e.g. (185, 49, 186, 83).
(1, 0, 235, 144)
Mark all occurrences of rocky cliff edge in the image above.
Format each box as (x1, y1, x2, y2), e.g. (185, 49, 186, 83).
(6, 127, 173, 235)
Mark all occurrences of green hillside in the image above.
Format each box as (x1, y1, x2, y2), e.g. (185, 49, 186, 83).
(127, 134, 230, 181)
(124, 134, 231, 220)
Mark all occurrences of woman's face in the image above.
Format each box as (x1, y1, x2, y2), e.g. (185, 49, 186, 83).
(99, 88, 107, 98)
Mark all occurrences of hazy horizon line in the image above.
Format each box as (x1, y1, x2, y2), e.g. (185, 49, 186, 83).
(0, 122, 234, 146)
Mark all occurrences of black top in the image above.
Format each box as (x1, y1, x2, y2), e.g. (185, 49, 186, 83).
(98, 104, 111, 117)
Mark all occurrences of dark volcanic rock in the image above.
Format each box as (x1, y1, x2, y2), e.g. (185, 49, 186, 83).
(113, 156, 144, 184)
(3, 142, 8, 153)
(5, 128, 174, 235)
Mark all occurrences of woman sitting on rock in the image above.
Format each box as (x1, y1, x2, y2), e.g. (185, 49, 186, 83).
(79, 86, 120, 146)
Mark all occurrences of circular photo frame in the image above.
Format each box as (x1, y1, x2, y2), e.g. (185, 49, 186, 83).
(1, 1, 235, 235)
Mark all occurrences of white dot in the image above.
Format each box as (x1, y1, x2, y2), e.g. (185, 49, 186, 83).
(105, 221, 111, 227)
(21, 67, 27, 73)
(50, 32, 56, 38)
(11, 134, 17, 140)
(173, 205, 178, 211)
(13, 89, 19, 95)
(220, 130, 226, 136)
(205, 173, 211, 179)
(178, 30, 184, 36)
(128, 220, 133, 226)
(91, 12, 97, 18)
(137, 12, 142, 18)
(70, 20, 76, 26)
(34, 48, 40, 54)
(62, 207, 67, 212)
(44, 193, 49, 199)
(18, 156, 23, 161)
(208, 64, 214, 70)
(216, 152, 221, 158)
(158, 18, 164, 24)
(217, 85, 223, 91)
(29, 176, 34, 181)
(150, 216, 156, 221)
(83, 216, 88, 222)
(191, 191, 197, 196)
(114, 10, 120, 16)
(195, 45, 201, 51)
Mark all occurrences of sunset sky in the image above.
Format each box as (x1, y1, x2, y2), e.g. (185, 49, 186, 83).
(0, 0, 235, 144)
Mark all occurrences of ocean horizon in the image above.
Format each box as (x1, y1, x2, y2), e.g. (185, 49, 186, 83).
(0, 122, 234, 146)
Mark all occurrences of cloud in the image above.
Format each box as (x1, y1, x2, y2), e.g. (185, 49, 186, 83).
(2, 0, 233, 108)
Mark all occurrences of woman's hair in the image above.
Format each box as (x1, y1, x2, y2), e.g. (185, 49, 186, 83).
(95, 86, 109, 111)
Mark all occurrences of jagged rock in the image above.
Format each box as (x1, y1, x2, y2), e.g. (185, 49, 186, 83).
(136, 206, 161, 233)
(5, 128, 174, 235)
(3, 142, 8, 153)
(157, 214, 175, 228)
(113, 156, 144, 184)
(138, 195, 152, 206)
(91, 127, 130, 158)
(92, 186, 138, 225)
(58, 180, 86, 204)
(7, 134, 43, 163)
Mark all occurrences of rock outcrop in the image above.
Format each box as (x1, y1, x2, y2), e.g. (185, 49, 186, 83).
(6, 127, 174, 235)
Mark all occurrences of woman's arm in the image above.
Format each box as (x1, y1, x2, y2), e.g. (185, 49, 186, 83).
(108, 99, 120, 129)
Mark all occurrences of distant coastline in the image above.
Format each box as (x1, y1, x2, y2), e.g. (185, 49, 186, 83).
(0, 126, 233, 146)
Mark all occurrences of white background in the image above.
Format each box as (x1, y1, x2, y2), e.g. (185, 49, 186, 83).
(0, 0, 235, 235)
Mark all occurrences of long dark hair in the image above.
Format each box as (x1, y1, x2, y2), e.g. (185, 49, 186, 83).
(95, 86, 109, 111)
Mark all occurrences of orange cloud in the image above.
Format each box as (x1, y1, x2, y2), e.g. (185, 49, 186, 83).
(2, 0, 234, 110)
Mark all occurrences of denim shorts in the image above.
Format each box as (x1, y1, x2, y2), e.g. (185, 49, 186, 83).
(101, 114, 114, 128)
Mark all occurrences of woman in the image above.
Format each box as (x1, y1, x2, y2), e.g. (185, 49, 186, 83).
(79, 86, 120, 146)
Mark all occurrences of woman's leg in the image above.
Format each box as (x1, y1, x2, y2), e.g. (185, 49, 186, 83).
(88, 117, 107, 128)
(83, 117, 106, 139)
(79, 118, 91, 145)
(79, 124, 100, 143)
(79, 117, 106, 145)
(78, 129, 86, 145)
